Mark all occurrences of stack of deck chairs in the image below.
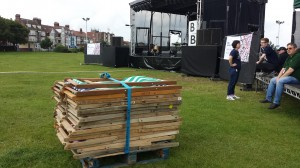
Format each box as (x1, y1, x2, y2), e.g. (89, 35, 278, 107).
(52, 74, 182, 159)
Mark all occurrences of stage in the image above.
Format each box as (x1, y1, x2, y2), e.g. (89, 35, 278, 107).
(129, 55, 181, 71)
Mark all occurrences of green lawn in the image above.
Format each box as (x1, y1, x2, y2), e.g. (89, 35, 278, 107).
(1, 52, 300, 168)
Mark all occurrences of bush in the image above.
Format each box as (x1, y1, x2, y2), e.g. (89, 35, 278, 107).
(54, 45, 69, 53)
(68, 48, 78, 53)
(79, 46, 84, 52)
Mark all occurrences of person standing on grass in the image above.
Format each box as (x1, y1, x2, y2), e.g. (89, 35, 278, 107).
(227, 40, 241, 100)
(260, 43, 300, 109)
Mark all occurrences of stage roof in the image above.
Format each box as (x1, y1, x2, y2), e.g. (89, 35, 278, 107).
(129, 0, 268, 15)
(129, 0, 197, 15)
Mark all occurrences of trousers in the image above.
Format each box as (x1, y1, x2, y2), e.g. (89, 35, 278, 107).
(266, 76, 300, 104)
(227, 67, 240, 95)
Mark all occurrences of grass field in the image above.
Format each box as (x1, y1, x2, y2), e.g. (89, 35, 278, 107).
(1, 52, 300, 168)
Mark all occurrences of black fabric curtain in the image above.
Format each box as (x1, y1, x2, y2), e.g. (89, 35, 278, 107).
(203, 0, 265, 36)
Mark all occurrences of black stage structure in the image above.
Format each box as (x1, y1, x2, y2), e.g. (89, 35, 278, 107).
(219, 31, 261, 84)
(129, 0, 195, 70)
(292, 0, 300, 47)
(83, 40, 130, 67)
(83, 44, 102, 65)
(129, 0, 268, 80)
(102, 46, 130, 67)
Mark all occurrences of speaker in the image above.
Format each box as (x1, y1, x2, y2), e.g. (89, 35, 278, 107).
(181, 45, 220, 77)
(102, 46, 129, 67)
(211, 28, 222, 45)
(197, 29, 209, 45)
(197, 28, 222, 46)
(203, 29, 211, 45)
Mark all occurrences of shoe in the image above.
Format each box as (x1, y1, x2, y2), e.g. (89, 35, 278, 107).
(268, 103, 280, 109)
(259, 99, 271, 103)
(226, 95, 235, 100)
(232, 95, 240, 99)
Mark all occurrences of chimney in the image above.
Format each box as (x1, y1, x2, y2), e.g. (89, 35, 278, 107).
(15, 14, 21, 22)
(37, 18, 41, 25)
(80, 28, 82, 33)
(33, 17, 41, 25)
(54, 22, 59, 27)
(65, 25, 70, 29)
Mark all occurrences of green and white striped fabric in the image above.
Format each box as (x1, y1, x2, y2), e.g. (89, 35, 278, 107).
(122, 76, 161, 82)
(295, 0, 300, 9)
(72, 79, 87, 84)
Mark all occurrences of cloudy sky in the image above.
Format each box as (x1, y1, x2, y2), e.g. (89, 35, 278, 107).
(0, 0, 295, 45)
(265, 0, 294, 47)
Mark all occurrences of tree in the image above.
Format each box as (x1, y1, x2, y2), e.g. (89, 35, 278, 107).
(0, 16, 10, 45)
(100, 40, 108, 47)
(0, 17, 29, 46)
(8, 20, 29, 45)
(40, 37, 53, 51)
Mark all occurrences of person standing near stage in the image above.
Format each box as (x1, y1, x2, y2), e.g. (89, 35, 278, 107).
(256, 38, 279, 73)
(227, 40, 241, 100)
(260, 43, 300, 109)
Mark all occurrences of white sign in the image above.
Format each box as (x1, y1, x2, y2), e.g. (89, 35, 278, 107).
(87, 43, 101, 55)
(223, 33, 253, 62)
(188, 21, 197, 46)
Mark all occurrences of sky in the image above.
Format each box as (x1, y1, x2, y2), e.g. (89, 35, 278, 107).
(0, 0, 295, 45)
(264, 0, 294, 47)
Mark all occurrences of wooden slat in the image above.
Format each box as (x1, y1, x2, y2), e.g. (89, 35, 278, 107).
(69, 106, 178, 119)
(66, 78, 120, 82)
(64, 90, 125, 100)
(58, 127, 69, 142)
(70, 125, 124, 136)
(77, 110, 179, 123)
(53, 96, 61, 104)
(73, 142, 179, 159)
(65, 89, 180, 101)
(67, 79, 177, 89)
(65, 136, 119, 150)
(56, 132, 66, 145)
(61, 120, 75, 133)
(65, 85, 182, 97)
(68, 121, 181, 138)
(77, 139, 152, 153)
(76, 103, 180, 116)
(74, 135, 175, 153)
(77, 114, 180, 129)
(66, 127, 180, 142)
(55, 108, 65, 121)
(75, 97, 181, 110)
(73, 94, 180, 105)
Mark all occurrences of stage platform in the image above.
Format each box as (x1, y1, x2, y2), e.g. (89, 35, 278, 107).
(129, 55, 181, 71)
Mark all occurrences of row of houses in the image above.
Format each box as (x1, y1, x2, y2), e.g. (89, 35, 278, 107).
(14, 14, 117, 51)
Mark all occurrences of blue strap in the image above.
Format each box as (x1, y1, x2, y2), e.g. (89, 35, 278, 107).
(100, 72, 132, 154)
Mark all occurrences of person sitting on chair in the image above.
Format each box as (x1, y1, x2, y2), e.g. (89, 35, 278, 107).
(256, 38, 279, 74)
(259, 43, 300, 109)
(151, 44, 159, 56)
(276, 47, 289, 73)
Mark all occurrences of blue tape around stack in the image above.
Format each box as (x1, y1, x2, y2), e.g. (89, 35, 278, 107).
(100, 72, 132, 154)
